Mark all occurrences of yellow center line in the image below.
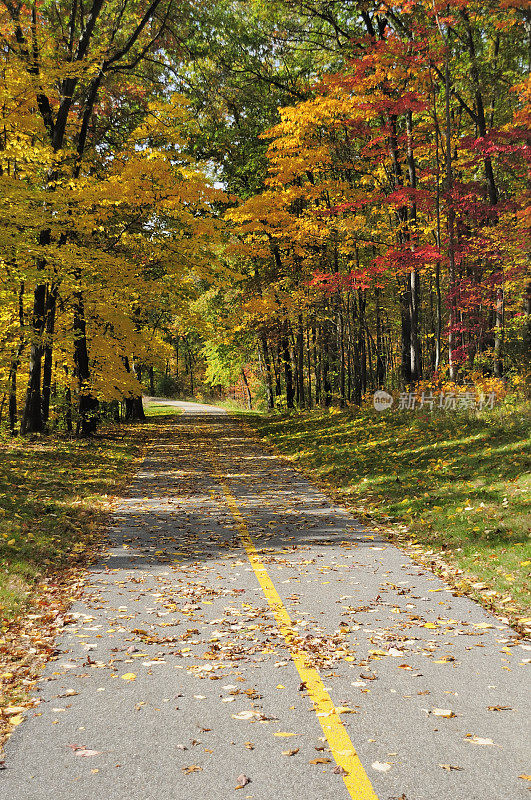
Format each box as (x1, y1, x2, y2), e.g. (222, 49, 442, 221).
(219, 480, 379, 800)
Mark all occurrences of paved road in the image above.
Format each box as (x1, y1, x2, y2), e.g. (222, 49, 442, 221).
(143, 396, 228, 414)
(3, 405, 529, 799)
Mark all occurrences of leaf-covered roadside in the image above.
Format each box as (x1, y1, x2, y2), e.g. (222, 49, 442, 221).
(243, 406, 530, 631)
(0, 422, 149, 749)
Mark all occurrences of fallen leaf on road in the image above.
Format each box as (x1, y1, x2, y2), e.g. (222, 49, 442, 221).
(309, 758, 331, 764)
(182, 765, 202, 774)
(518, 775, 531, 781)
(235, 773, 250, 789)
(232, 711, 259, 720)
(67, 745, 101, 757)
(439, 764, 463, 771)
(273, 732, 300, 737)
(465, 735, 496, 746)
(371, 761, 392, 772)
(282, 748, 299, 756)
(487, 706, 512, 711)
(332, 766, 348, 776)
(432, 708, 456, 718)
(121, 673, 136, 681)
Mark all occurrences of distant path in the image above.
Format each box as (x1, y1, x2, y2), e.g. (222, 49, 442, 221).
(2, 411, 529, 800)
(143, 396, 228, 415)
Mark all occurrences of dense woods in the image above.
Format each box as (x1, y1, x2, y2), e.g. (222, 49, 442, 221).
(1, 0, 529, 432)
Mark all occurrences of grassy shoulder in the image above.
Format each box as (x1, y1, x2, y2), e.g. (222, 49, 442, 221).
(243, 403, 530, 629)
(0, 426, 145, 616)
(0, 419, 154, 746)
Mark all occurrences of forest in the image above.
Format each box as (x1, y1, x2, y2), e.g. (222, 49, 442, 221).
(0, 0, 529, 433)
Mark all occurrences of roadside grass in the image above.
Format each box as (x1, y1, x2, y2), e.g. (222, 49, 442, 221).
(244, 404, 530, 623)
(0, 425, 145, 619)
(216, 398, 261, 414)
(143, 402, 182, 417)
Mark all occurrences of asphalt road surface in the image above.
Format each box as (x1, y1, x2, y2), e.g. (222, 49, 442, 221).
(3, 403, 529, 800)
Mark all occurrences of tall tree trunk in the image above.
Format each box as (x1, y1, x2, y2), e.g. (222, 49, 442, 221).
(400, 282, 412, 387)
(282, 321, 295, 409)
(8, 282, 25, 435)
(20, 281, 47, 435)
(432, 84, 443, 373)
(338, 303, 346, 408)
(41, 284, 58, 424)
(8, 360, 19, 435)
(274, 339, 282, 400)
(375, 287, 385, 386)
(174, 336, 180, 394)
(406, 110, 422, 382)
(306, 323, 312, 409)
(387, 115, 414, 387)
(297, 314, 305, 408)
(241, 369, 252, 410)
(444, 45, 459, 381)
(313, 325, 321, 406)
(73, 290, 99, 435)
(322, 316, 331, 407)
(259, 331, 274, 410)
(493, 287, 504, 378)
(358, 289, 367, 399)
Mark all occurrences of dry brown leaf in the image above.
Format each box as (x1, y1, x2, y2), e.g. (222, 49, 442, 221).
(182, 765, 202, 774)
(282, 748, 299, 756)
(309, 758, 331, 764)
(235, 773, 251, 789)
(332, 766, 348, 776)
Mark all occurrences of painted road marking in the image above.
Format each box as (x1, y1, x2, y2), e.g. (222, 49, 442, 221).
(219, 480, 380, 800)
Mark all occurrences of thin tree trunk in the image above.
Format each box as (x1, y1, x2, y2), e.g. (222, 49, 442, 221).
(306, 323, 312, 409)
(274, 339, 282, 401)
(8, 282, 25, 435)
(21, 238, 48, 435)
(297, 313, 305, 408)
(313, 325, 321, 406)
(259, 331, 274, 410)
(375, 287, 385, 386)
(494, 287, 504, 378)
(41, 284, 58, 424)
(282, 321, 295, 409)
(241, 369, 252, 410)
(322, 316, 331, 407)
(73, 290, 99, 435)
(339, 302, 346, 408)
(444, 45, 459, 381)
(405, 110, 422, 382)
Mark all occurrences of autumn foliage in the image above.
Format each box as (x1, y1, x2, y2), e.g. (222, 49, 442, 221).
(0, 1, 529, 427)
